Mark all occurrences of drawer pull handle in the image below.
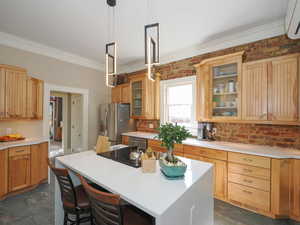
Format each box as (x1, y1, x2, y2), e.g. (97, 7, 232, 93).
(243, 179, 253, 183)
(15, 150, 25, 153)
(243, 158, 253, 162)
(242, 190, 252, 195)
(243, 169, 252, 173)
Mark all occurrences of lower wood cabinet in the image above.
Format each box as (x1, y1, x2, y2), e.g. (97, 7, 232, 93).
(31, 142, 49, 185)
(0, 142, 48, 200)
(200, 157, 227, 201)
(121, 135, 129, 145)
(290, 159, 300, 221)
(148, 139, 184, 157)
(0, 150, 8, 199)
(8, 146, 31, 192)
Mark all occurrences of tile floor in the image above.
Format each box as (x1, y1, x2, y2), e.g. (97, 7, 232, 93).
(0, 173, 299, 225)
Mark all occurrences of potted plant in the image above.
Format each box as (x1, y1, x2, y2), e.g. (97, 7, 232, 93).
(156, 123, 192, 178)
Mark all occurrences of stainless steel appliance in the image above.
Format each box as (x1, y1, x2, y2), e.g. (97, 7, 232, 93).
(99, 103, 135, 145)
(197, 122, 215, 141)
(128, 137, 147, 151)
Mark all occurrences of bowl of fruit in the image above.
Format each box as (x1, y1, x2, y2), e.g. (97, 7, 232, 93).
(0, 134, 25, 142)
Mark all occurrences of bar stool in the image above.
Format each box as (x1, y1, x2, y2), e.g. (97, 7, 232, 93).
(79, 175, 154, 225)
(48, 159, 92, 225)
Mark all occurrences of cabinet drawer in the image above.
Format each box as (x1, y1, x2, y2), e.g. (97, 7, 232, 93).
(148, 140, 183, 153)
(228, 182, 270, 212)
(228, 163, 270, 180)
(184, 145, 227, 161)
(9, 146, 30, 157)
(228, 152, 270, 169)
(228, 173, 270, 191)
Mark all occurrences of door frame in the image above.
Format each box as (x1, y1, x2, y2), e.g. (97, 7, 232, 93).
(43, 83, 89, 151)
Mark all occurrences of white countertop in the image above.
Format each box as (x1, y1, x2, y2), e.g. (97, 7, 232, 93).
(122, 131, 300, 159)
(56, 150, 213, 217)
(0, 137, 49, 151)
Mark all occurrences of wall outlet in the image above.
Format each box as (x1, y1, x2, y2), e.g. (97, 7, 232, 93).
(149, 123, 154, 129)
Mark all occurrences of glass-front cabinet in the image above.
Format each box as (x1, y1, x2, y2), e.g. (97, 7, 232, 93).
(195, 52, 243, 121)
(212, 63, 238, 118)
(131, 80, 143, 117)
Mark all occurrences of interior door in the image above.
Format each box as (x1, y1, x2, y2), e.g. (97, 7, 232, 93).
(71, 94, 83, 152)
(268, 55, 299, 121)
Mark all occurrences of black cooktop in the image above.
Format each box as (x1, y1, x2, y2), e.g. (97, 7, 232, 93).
(97, 147, 141, 168)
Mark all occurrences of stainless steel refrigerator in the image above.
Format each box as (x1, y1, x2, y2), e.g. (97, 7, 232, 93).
(99, 103, 135, 145)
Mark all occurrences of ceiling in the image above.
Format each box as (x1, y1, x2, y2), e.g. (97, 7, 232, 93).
(0, 0, 288, 71)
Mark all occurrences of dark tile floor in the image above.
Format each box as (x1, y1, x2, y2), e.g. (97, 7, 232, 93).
(0, 174, 300, 225)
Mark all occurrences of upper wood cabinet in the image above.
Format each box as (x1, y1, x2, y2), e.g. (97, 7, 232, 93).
(111, 83, 130, 104)
(129, 72, 160, 119)
(242, 62, 268, 120)
(242, 54, 299, 123)
(194, 52, 244, 121)
(0, 65, 44, 121)
(268, 55, 299, 122)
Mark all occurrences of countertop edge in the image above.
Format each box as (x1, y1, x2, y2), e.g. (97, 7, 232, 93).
(0, 137, 49, 151)
(122, 132, 300, 159)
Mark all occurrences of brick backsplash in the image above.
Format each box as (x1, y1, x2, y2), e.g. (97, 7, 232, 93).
(214, 123, 300, 149)
(120, 35, 300, 150)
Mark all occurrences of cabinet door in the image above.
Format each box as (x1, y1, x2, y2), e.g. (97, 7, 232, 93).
(31, 142, 48, 185)
(0, 69, 5, 119)
(290, 159, 300, 219)
(9, 154, 31, 192)
(268, 56, 298, 121)
(131, 79, 144, 117)
(242, 62, 268, 120)
(111, 86, 121, 103)
(201, 157, 227, 200)
(27, 77, 37, 118)
(0, 150, 8, 199)
(121, 84, 130, 104)
(196, 65, 210, 121)
(36, 80, 44, 120)
(6, 70, 27, 119)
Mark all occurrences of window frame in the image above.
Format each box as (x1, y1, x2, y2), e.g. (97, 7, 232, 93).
(160, 76, 197, 135)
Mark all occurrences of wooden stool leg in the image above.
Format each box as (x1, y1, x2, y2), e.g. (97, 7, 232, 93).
(76, 213, 80, 225)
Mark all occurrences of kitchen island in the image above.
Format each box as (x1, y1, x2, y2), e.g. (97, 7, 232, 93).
(55, 150, 213, 225)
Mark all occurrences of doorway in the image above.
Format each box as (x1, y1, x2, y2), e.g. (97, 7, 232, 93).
(48, 91, 84, 157)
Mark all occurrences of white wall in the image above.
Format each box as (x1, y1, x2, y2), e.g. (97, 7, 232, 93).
(0, 44, 110, 149)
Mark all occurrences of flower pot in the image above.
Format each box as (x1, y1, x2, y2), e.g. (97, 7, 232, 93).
(159, 156, 187, 178)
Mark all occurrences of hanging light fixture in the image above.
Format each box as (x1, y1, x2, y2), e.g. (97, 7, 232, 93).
(144, 0, 160, 81)
(106, 0, 117, 87)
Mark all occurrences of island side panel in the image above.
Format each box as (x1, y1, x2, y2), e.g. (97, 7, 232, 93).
(156, 168, 213, 225)
(54, 159, 81, 225)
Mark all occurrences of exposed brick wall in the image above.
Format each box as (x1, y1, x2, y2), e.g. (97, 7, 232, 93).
(120, 35, 300, 149)
(214, 123, 300, 149)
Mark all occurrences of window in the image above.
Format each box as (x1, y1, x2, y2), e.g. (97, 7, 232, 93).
(160, 76, 197, 135)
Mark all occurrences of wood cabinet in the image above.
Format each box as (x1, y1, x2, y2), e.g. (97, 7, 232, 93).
(129, 73, 159, 119)
(0, 150, 8, 199)
(200, 157, 228, 200)
(242, 54, 299, 123)
(148, 139, 184, 157)
(242, 61, 268, 120)
(268, 55, 299, 122)
(194, 52, 244, 121)
(111, 83, 130, 104)
(27, 77, 44, 119)
(0, 142, 48, 199)
(8, 146, 31, 192)
(0, 65, 44, 121)
(122, 135, 129, 145)
(290, 159, 300, 221)
(31, 142, 49, 185)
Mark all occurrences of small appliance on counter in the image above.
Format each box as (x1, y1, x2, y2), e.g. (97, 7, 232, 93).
(197, 122, 216, 141)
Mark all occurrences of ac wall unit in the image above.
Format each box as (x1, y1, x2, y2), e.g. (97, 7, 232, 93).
(286, 0, 300, 39)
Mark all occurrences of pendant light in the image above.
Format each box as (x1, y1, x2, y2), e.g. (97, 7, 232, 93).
(144, 0, 160, 81)
(106, 0, 117, 87)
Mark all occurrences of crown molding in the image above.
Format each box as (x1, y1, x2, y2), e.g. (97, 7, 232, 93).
(120, 18, 286, 73)
(0, 31, 104, 71)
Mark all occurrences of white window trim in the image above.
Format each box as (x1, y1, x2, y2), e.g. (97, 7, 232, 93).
(160, 76, 197, 134)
